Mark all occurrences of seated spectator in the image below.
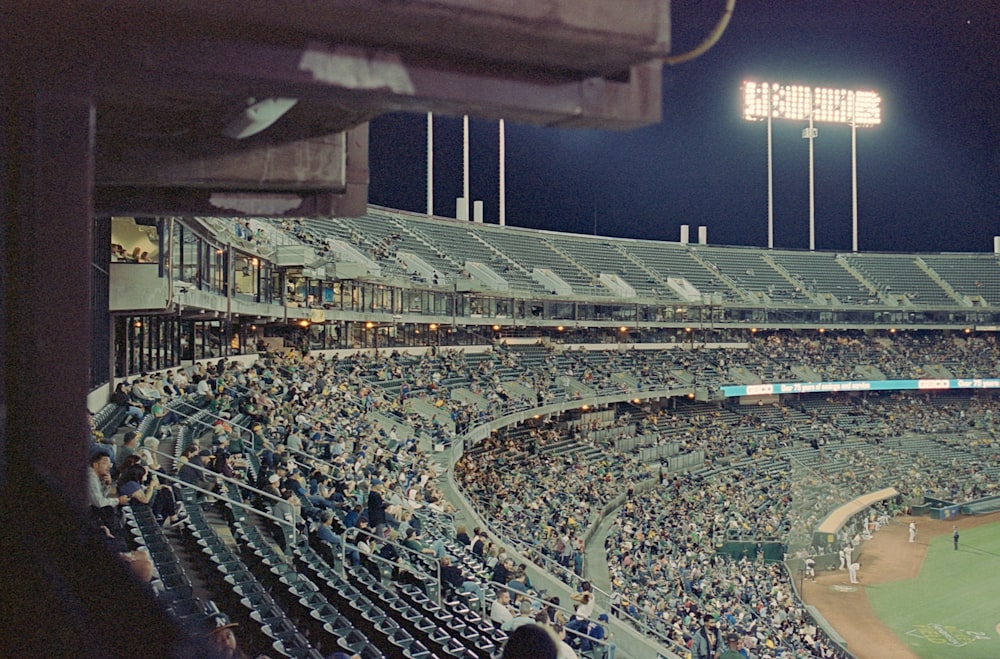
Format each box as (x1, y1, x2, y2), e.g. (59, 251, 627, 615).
(111, 382, 144, 426)
(117, 462, 158, 508)
(116, 431, 141, 474)
(138, 448, 184, 526)
(544, 596, 566, 627)
(439, 555, 485, 610)
(130, 376, 160, 409)
(204, 613, 249, 659)
(343, 504, 362, 529)
(470, 527, 486, 556)
(566, 612, 615, 659)
(490, 588, 516, 627)
(178, 449, 216, 494)
(150, 400, 180, 427)
(402, 527, 446, 559)
(502, 599, 537, 632)
(88, 452, 128, 537)
(552, 622, 578, 659)
(492, 557, 513, 586)
(194, 375, 215, 401)
(316, 510, 344, 551)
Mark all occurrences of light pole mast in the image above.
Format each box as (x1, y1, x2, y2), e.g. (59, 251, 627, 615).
(743, 81, 881, 252)
(804, 90, 817, 251)
(767, 113, 773, 249)
(851, 93, 859, 252)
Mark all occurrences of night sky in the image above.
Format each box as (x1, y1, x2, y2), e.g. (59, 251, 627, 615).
(368, 0, 998, 254)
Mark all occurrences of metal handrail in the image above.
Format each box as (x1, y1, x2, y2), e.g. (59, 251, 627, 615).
(151, 469, 294, 535)
(342, 525, 443, 606)
(167, 403, 256, 437)
(149, 447, 296, 541)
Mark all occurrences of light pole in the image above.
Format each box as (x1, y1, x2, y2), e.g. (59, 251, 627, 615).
(803, 92, 817, 251)
(767, 113, 773, 249)
(743, 81, 881, 251)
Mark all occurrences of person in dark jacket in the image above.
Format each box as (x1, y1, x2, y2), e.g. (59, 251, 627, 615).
(367, 478, 388, 537)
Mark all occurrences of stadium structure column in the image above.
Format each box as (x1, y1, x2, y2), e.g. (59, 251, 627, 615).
(1, 15, 94, 509)
(1, 9, 189, 656)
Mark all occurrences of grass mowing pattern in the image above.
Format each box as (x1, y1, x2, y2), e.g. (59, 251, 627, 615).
(866, 523, 1000, 658)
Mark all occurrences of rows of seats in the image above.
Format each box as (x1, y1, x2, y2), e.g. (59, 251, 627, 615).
(121, 503, 206, 624)
(93, 401, 128, 437)
(769, 251, 875, 304)
(264, 207, 1000, 308)
(843, 253, 957, 306)
(175, 488, 323, 658)
(922, 254, 1000, 305)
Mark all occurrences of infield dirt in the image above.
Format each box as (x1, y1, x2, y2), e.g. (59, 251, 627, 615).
(801, 512, 1000, 659)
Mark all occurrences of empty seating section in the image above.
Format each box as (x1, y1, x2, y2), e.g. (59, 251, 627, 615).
(921, 254, 1000, 305)
(93, 402, 127, 437)
(121, 504, 206, 625)
(475, 227, 612, 296)
(843, 254, 956, 306)
(262, 207, 1000, 313)
(295, 216, 413, 280)
(545, 233, 666, 298)
(768, 251, 875, 304)
(173, 488, 324, 658)
(345, 210, 459, 279)
(404, 218, 545, 294)
(694, 246, 802, 303)
(623, 241, 736, 299)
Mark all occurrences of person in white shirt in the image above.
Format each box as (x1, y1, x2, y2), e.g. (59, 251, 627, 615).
(491, 588, 516, 626)
(88, 453, 127, 509)
(502, 600, 537, 632)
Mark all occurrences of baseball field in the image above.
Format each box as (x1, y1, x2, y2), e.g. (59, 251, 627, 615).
(803, 512, 1000, 659)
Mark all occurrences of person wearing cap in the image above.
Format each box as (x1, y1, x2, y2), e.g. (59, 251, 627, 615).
(206, 613, 249, 659)
(262, 473, 282, 500)
(566, 611, 615, 659)
(718, 632, 743, 659)
(178, 448, 215, 493)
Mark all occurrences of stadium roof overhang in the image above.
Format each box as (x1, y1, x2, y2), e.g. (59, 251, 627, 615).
(11, 0, 668, 217)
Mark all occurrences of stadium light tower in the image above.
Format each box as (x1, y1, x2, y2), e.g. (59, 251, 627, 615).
(742, 81, 881, 251)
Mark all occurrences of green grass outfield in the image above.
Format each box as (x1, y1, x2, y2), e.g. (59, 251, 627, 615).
(866, 522, 1000, 658)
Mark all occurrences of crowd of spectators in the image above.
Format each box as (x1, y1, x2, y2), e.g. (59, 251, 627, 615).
(451, 333, 1000, 656)
(88, 329, 1000, 658)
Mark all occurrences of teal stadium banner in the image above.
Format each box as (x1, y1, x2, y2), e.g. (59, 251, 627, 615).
(720, 378, 1000, 397)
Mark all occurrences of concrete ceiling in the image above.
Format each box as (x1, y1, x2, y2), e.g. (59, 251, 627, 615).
(10, 1, 671, 216)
